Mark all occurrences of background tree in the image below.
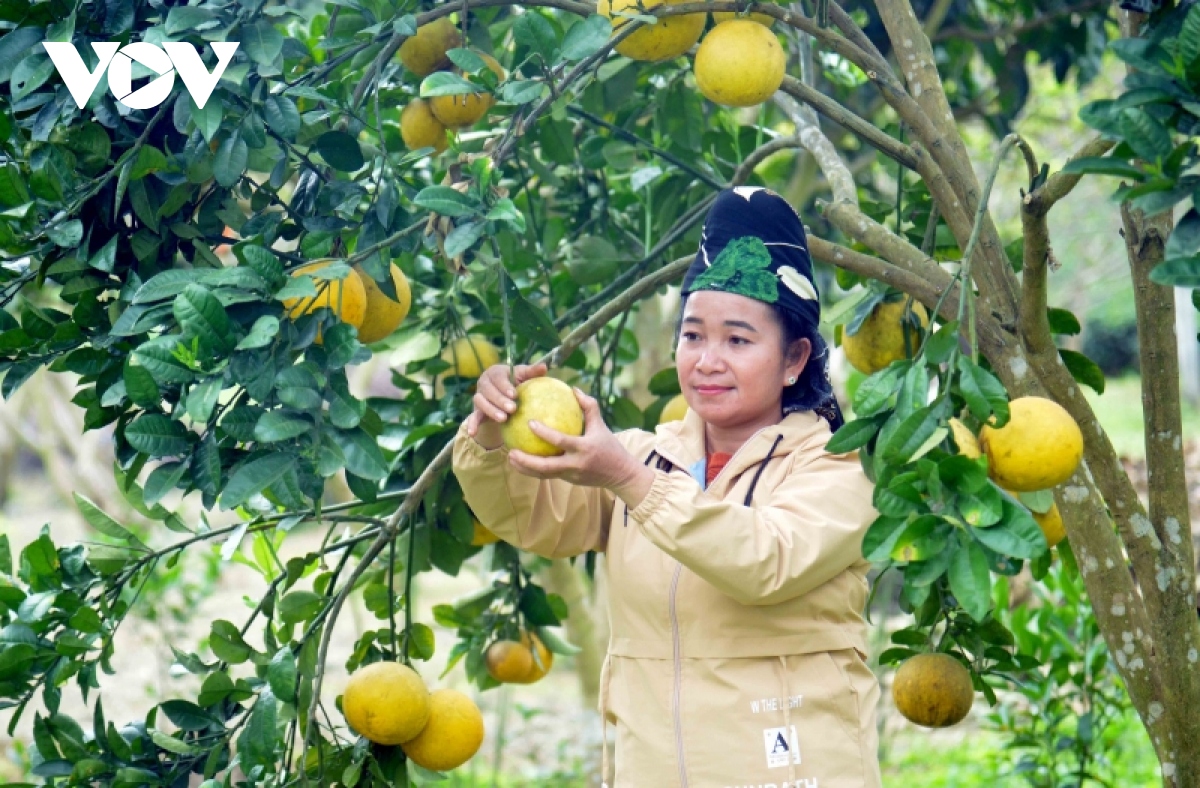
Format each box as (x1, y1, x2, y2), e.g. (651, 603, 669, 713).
(1, 0, 1197, 785)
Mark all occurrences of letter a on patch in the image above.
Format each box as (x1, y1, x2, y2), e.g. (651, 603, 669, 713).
(762, 725, 801, 768)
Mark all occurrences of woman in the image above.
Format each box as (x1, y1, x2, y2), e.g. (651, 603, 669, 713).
(452, 187, 881, 788)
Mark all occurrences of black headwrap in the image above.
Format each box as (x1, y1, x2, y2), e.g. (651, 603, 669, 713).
(681, 187, 845, 431)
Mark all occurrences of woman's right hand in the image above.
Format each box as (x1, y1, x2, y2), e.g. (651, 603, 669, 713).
(465, 362, 548, 449)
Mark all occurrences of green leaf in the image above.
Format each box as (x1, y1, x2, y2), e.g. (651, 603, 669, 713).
(851, 363, 906, 417)
(89, 236, 118, 273)
(279, 590, 323, 624)
(955, 355, 1008, 423)
(73, 494, 138, 544)
(880, 405, 942, 465)
(243, 19, 284, 66)
(497, 80, 545, 105)
(190, 96, 223, 143)
(238, 690, 278, 769)
(11, 52, 55, 102)
(446, 48, 487, 73)
(413, 186, 481, 217)
(221, 454, 296, 509)
(648, 368, 681, 397)
(518, 584, 562, 626)
(514, 11, 560, 60)
(144, 461, 188, 508)
(213, 135, 249, 188)
(1151, 256, 1200, 287)
(315, 131, 364, 171)
(127, 146, 168, 184)
(1181, 3, 1200, 66)
(956, 484, 1003, 528)
(562, 15, 612, 60)
(160, 700, 218, 731)
(210, 620, 254, 664)
(971, 500, 1046, 559)
(133, 269, 206, 304)
(1058, 349, 1105, 395)
(186, 377, 222, 423)
(1118, 108, 1173, 162)
(151, 729, 201, 756)
(165, 6, 215, 34)
(826, 415, 884, 454)
(263, 95, 301, 140)
(406, 623, 436, 661)
(486, 198, 526, 233)
(1165, 208, 1200, 260)
(419, 71, 483, 97)
(174, 284, 236, 354)
(861, 515, 907, 562)
(948, 539, 991, 621)
(504, 273, 560, 350)
(1046, 308, 1081, 336)
(443, 221, 485, 258)
(254, 410, 312, 442)
(240, 314, 284, 350)
(1058, 157, 1143, 178)
(47, 219, 83, 248)
(125, 415, 192, 457)
(332, 428, 389, 480)
(268, 647, 297, 702)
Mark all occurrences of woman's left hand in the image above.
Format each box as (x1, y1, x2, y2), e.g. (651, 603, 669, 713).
(507, 388, 656, 507)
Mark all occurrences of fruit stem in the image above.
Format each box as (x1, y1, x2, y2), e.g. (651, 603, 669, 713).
(402, 514, 416, 665)
(388, 534, 399, 660)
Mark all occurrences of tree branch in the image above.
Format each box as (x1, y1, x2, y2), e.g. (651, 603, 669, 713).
(778, 77, 918, 171)
(1026, 136, 1117, 216)
(1121, 201, 1200, 783)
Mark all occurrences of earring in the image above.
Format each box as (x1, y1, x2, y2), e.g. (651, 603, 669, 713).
(787, 376, 797, 385)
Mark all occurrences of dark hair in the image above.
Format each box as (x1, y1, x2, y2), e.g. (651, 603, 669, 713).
(673, 295, 831, 415)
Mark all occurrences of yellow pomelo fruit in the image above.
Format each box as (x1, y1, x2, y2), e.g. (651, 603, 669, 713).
(397, 18, 460, 76)
(598, 0, 706, 62)
(513, 631, 554, 684)
(947, 418, 981, 459)
(441, 336, 500, 378)
(659, 393, 689, 424)
(485, 639, 534, 683)
(694, 20, 785, 107)
(342, 662, 431, 745)
(430, 53, 505, 129)
(400, 99, 450, 153)
(501, 377, 585, 457)
(842, 299, 929, 375)
(470, 519, 501, 546)
(1034, 502, 1066, 548)
(712, 10, 775, 26)
(892, 653, 974, 728)
(353, 264, 411, 344)
(283, 261, 368, 333)
(979, 397, 1083, 492)
(401, 689, 485, 771)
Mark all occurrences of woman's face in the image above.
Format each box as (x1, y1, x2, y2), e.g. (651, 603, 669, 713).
(676, 291, 811, 432)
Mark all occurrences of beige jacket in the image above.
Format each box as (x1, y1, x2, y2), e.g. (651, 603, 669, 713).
(452, 408, 882, 788)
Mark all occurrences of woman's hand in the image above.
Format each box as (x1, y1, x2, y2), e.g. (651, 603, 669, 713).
(507, 388, 656, 509)
(465, 362, 547, 449)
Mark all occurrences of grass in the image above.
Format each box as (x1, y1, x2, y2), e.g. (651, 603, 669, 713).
(880, 710, 1161, 787)
(1083, 373, 1200, 461)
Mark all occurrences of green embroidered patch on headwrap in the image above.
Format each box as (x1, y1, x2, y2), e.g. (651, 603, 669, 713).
(688, 236, 778, 304)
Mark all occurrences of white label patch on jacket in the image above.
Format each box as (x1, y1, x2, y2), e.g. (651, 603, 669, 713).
(750, 694, 802, 714)
(762, 725, 801, 768)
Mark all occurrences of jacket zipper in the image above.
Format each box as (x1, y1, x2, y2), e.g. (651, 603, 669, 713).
(657, 430, 773, 788)
(668, 560, 688, 788)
